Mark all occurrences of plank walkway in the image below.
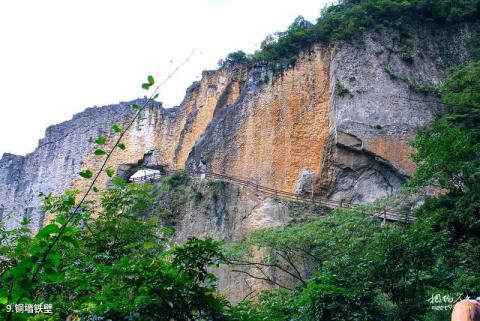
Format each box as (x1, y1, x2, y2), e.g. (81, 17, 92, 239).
(129, 169, 414, 223)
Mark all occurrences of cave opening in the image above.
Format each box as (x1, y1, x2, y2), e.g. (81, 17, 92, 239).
(115, 163, 167, 183)
(129, 168, 162, 182)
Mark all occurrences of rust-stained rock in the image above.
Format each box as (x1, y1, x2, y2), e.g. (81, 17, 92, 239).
(1, 23, 478, 232)
(1, 22, 479, 302)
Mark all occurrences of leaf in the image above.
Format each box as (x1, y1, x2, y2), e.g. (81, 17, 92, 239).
(147, 75, 155, 85)
(118, 143, 126, 150)
(106, 168, 115, 177)
(143, 241, 155, 250)
(141, 75, 155, 90)
(94, 136, 106, 145)
(153, 93, 159, 99)
(79, 169, 93, 179)
(132, 103, 140, 110)
(94, 149, 107, 156)
(36, 224, 61, 239)
(0, 297, 7, 305)
(21, 217, 30, 226)
(93, 186, 99, 193)
(112, 176, 126, 187)
(46, 272, 62, 282)
(56, 215, 67, 225)
(112, 123, 122, 133)
(60, 235, 79, 248)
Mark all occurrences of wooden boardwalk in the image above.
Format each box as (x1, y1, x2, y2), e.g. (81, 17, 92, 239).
(129, 169, 414, 223)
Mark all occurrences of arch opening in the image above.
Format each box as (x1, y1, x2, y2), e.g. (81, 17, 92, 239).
(115, 163, 168, 183)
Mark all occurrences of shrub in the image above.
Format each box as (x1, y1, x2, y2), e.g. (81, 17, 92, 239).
(190, 191, 203, 203)
(163, 170, 189, 190)
(335, 81, 350, 96)
(225, 1, 480, 66)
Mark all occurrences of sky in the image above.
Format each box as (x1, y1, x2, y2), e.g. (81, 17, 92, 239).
(0, 0, 330, 156)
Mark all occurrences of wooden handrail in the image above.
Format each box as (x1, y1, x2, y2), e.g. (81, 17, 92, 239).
(128, 168, 413, 222)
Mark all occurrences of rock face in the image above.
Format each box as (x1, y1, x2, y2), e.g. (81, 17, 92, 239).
(152, 177, 324, 303)
(1, 22, 478, 234)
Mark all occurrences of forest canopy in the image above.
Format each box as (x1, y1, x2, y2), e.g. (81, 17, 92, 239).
(221, 0, 480, 66)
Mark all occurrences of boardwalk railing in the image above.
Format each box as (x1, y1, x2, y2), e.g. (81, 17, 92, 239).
(129, 169, 413, 222)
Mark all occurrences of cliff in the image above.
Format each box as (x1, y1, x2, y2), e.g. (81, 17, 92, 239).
(146, 174, 327, 303)
(0, 22, 478, 234)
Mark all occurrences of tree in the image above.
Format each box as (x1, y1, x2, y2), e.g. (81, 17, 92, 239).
(408, 60, 480, 309)
(0, 182, 228, 321)
(219, 51, 251, 68)
(248, 0, 480, 65)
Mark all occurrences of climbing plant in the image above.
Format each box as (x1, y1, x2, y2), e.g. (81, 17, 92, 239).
(0, 52, 228, 320)
(0, 180, 228, 320)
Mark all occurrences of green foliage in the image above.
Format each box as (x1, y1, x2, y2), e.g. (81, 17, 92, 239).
(228, 290, 295, 321)
(384, 64, 400, 80)
(208, 180, 228, 194)
(162, 170, 190, 191)
(79, 169, 93, 179)
(410, 120, 479, 190)
(93, 135, 105, 145)
(251, 16, 314, 66)
(0, 183, 228, 321)
(231, 59, 480, 321)
(228, 58, 480, 321)
(105, 167, 115, 177)
(334, 81, 350, 97)
(208, 180, 228, 203)
(293, 277, 380, 321)
(410, 62, 480, 296)
(111, 176, 127, 187)
(157, 208, 173, 220)
(2, 60, 479, 320)
(221, 1, 480, 66)
(410, 61, 480, 191)
(442, 60, 480, 132)
(469, 37, 480, 61)
(399, 46, 414, 63)
(414, 191, 480, 295)
(141, 75, 155, 90)
(227, 205, 435, 321)
(112, 123, 122, 133)
(93, 148, 106, 156)
(228, 203, 456, 321)
(118, 142, 126, 150)
(219, 51, 252, 68)
(190, 190, 203, 203)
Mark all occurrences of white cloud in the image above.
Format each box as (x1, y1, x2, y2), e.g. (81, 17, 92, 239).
(0, 0, 329, 156)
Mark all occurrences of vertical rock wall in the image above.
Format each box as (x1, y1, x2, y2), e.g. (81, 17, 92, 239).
(1, 22, 478, 233)
(187, 46, 332, 192)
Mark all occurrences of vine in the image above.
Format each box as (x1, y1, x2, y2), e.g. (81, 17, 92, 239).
(1, 51, 197, 320)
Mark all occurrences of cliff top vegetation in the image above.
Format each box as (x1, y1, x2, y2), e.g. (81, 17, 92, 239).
(219, 0, 480, 67)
